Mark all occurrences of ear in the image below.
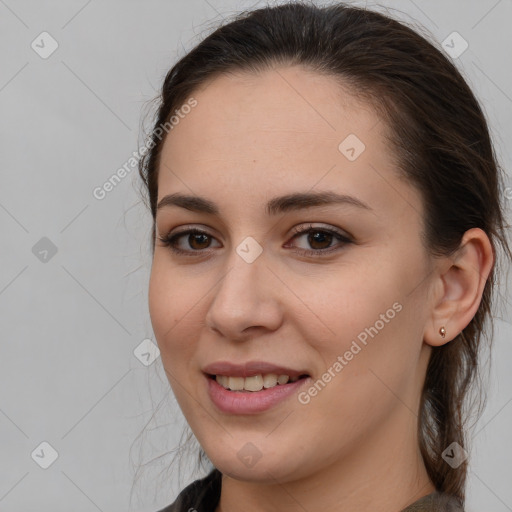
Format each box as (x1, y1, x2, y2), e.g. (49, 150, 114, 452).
(424, 228, 495, 347)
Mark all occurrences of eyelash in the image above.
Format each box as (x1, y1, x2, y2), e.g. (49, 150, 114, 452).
(157, 224, 353, 258)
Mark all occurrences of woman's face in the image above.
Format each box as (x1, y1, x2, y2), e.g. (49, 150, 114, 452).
(149, 65, 435, 483)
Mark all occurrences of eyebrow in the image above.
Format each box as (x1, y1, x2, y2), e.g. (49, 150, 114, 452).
(156, 191, 372, 216)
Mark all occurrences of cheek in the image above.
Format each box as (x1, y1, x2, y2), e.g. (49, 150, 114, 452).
(294, 252, 423, 382)
(292, 264, 398, 347)
(148, 261, 173, 341)
(148, 258, 203, 364)
(148, 260, 212, 414)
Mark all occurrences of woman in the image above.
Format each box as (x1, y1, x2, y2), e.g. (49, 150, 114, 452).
(138, 2, 511, 511)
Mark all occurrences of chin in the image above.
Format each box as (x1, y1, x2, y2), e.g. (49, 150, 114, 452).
(206, 446, 309, 484)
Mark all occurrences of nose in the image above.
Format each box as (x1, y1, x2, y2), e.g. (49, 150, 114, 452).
(204, 246, 283, 341)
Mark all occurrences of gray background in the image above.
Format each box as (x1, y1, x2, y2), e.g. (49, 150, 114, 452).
(0, 0, 511, 511)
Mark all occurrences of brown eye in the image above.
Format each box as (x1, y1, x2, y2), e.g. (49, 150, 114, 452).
(188, 233, 211, 250)
(306, 230, 334, 250)
(287, 224, 353, 257)
(157, 228, 221, 256)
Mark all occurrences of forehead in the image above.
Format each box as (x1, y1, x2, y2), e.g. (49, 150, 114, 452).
(157, 65, 421, 220)
(163, 65, 378, 154)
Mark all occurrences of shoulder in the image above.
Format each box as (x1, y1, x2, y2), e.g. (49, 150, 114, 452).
(155, 468, 222, 512)
(401, 490, 465, 512)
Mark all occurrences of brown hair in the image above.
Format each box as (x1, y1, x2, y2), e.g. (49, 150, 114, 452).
(138, 1, 511, 503)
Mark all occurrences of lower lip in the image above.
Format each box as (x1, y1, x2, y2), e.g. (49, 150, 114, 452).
(206, 375, 310, 414)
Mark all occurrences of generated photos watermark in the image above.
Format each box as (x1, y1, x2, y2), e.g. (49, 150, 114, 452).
(298, 301, 403, 404)
(92, 97, 198, 200)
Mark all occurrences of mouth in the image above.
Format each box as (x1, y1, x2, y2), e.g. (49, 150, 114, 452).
(206, 373, 310, 392)
(205, 371, 312, 414)
(202, 361, 312, 413)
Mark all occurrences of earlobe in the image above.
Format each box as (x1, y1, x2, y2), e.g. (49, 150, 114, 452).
(424, 228, 494, 347)
(424, 325, 451, 348)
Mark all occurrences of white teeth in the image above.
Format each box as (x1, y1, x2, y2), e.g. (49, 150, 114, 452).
(215, 373, 302, 391)
(244, 375, 263, 391)
(263, 373, 278, 388)
(216, 375, 229, 388)
(277, 374, 290, 385)
(228, 376, 245, 391)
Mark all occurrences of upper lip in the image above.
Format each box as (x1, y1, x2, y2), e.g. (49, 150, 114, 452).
(202, 361, 309, 378)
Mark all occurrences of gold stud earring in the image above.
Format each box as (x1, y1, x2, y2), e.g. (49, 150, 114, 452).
(439, 326, 446, 338)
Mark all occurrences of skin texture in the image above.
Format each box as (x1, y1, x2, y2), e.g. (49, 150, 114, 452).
(148, 65, 494, 512)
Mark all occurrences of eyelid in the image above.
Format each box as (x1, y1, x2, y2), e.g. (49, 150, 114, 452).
(157, 222, 353, 257)
(158, 223, 222, 240)
(159, 222, 351, 241)
(288, 222, 352, 240)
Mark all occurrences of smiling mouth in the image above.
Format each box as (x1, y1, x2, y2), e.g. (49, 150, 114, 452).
(207, 373, 310, 392)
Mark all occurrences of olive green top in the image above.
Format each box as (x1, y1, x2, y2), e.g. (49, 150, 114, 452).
(157, 468, 464, 511)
